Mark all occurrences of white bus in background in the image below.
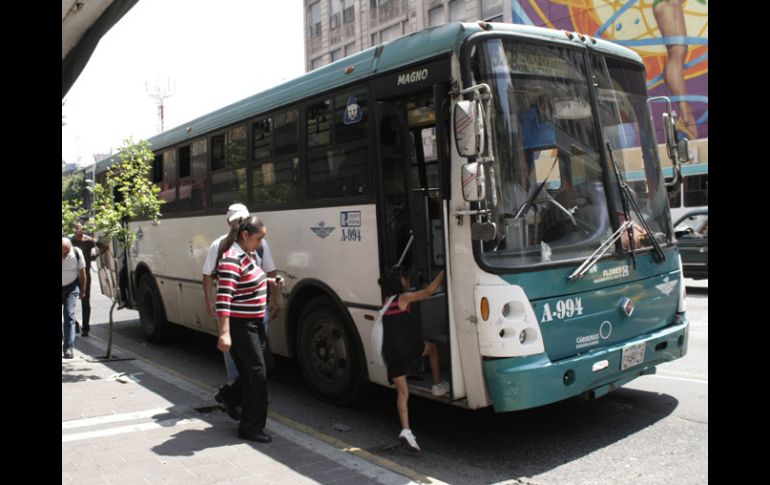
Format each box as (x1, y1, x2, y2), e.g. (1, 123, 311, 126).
(666, 163, 708, 222)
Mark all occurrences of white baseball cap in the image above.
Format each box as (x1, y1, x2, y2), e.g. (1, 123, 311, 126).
(226, 203, 250, 222)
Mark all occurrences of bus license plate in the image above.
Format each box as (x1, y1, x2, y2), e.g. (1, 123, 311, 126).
(621, 342, 646, 370)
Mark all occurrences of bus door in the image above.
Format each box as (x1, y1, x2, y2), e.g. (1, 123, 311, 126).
(375, 93, 451, 394)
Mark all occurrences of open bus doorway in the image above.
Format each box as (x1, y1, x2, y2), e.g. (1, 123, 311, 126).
(375, 90, 452, 397)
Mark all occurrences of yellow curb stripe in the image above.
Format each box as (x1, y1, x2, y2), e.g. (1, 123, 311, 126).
(268, 412, 448, 485)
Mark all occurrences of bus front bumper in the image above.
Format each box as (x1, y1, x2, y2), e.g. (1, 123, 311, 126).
(482, 318, 689, 413)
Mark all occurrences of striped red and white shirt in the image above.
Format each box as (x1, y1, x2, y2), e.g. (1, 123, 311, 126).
(215, 242, 267, 319)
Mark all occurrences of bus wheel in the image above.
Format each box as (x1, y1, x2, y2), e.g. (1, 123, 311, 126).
(297, 296, 366, 405)
(138, 274, 171, 344)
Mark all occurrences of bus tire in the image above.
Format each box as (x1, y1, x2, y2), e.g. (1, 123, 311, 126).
(138, 274, 171, 344)
(296, 296, 367, 405)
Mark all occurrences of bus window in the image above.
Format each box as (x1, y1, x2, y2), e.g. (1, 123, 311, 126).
(211, 125, 247, 208)
(307, 146, 368, 199)
(157, 149, 177, 209)
(306, 91, 369, 200)
(252, 109, 300, 206)
(274, 110, 299, 155)
(307, 99, 332, 148)
(176, 140, 207, 212)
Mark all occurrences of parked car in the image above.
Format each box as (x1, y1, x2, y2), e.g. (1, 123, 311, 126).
(674, 209, 708, 279)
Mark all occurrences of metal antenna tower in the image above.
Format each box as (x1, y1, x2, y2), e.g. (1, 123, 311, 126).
(146, 78, 175, 133)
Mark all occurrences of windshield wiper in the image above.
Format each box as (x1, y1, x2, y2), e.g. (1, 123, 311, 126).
(568, 220, 632, 280)
(607, 143, 666, 264)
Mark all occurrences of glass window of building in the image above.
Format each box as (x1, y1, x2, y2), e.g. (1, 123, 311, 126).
(331, 48, 343, 62)
(344, 43, 356, 56)
(311, 56, 325, 70)
(428, 6, 444, 26)
(309, 2, 321, 38)
(449, 0, 468, 22)
(343, 0, 355, 22)
(380, 23, 403, 42)
(481, 0, 503, 21)
(330, 0, 342, 29)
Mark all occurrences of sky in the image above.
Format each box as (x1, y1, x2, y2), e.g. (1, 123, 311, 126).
(62, 0, 305, 166)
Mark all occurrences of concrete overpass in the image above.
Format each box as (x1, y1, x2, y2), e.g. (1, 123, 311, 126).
(62, 0, 139, 98)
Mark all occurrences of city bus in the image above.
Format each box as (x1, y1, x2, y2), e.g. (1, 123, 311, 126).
(95, 22, 690, 412)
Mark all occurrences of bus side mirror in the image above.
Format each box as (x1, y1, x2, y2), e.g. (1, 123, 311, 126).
(454, 100, 485, 157)
(662, 112, 677, 162)
(461, 162, 486, 202)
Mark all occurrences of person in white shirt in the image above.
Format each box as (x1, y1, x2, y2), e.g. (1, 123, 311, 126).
(62, 237, 86, 359)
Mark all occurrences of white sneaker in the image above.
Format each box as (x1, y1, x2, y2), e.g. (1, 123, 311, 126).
(431, 381, 449, 397)
(399, 428, 421, 452)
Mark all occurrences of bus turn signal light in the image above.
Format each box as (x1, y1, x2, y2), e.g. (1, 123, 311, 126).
(480, 297, 490, 321)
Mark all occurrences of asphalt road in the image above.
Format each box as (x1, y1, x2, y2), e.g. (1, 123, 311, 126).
(79, 275, 708, 485)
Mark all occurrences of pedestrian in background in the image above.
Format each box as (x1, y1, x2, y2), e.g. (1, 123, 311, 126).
(215, 215, 277, 443)
(62, 237, 86, 359)
(71, 222, 109, 337)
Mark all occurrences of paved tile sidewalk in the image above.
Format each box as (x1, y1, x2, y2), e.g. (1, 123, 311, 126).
(62, 337, 416, 485)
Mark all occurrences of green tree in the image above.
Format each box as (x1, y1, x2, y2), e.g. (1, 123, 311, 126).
(91, 138, 164, 248)
(62, 171, 88, 206)
(62, 198, 86, 236)
(89, 138, 164, 359)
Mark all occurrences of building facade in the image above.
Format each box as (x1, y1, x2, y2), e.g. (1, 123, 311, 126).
(303, 0, 508, 72)
(302, 0, 707, 161)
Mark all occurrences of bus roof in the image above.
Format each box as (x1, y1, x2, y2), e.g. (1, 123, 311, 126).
(96, 22, 640, 173)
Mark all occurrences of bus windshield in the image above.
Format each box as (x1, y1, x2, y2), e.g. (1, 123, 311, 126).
(468, 38, 670, 269)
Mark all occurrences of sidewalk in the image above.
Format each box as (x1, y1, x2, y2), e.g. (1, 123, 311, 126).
(62, 335, 417, 485)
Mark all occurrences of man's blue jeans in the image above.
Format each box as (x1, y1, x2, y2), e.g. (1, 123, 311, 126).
(62, 281, 79, 354)
(224, 311, 270, 381)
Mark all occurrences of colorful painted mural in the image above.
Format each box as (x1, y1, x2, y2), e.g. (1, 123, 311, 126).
(511, 0, 708, 143)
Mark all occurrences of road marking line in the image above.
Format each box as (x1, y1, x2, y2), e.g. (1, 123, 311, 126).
(62, 407, 171, 430)
(62, 417, 200, 443)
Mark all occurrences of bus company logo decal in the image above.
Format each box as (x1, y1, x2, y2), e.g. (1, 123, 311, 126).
(397, 68, 429, 86)
(343, 97, 363, 125)
(593, 265, 630, 284)
(575, 321, 612, 350)
(340, 211, 362, 242)
(655, 276, 678, 296)
(310, 221, 335, 239)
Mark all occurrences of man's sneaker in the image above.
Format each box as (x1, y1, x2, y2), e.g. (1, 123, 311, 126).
(399, 429, 421, 452)
(215, 391, 241, 420)
(431, 381, 449, 397)
(63, 350, 74, 359)
(81, 330, 90, 337)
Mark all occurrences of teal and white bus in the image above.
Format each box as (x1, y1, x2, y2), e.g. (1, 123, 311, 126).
(96, 22, 690, 412)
